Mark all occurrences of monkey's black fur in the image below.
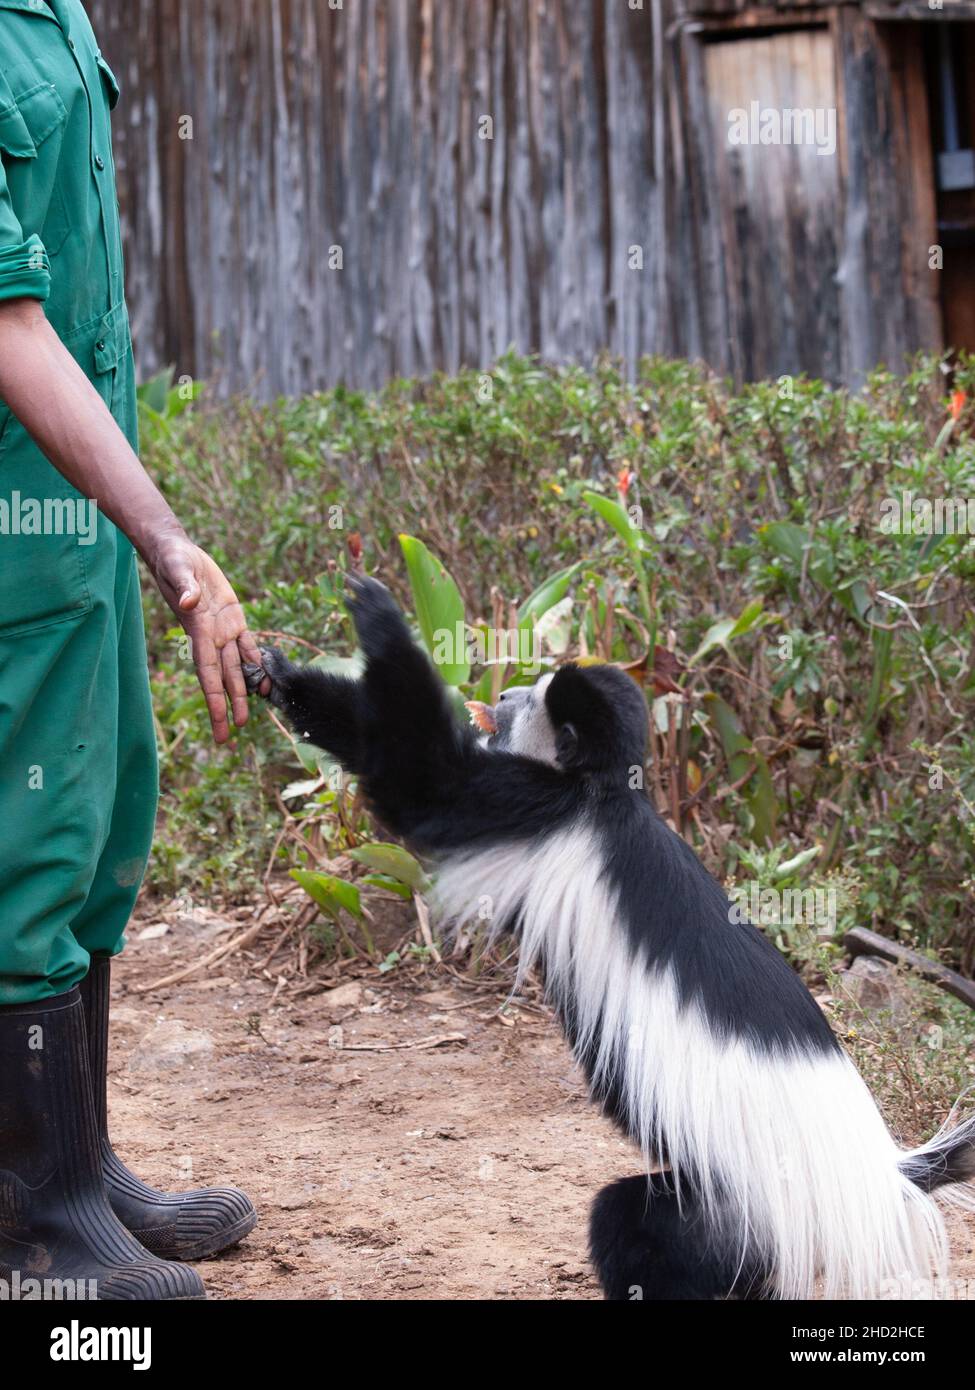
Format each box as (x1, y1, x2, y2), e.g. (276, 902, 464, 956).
(247, 574, 975, 1300)
(589, 1175, 768, 1301)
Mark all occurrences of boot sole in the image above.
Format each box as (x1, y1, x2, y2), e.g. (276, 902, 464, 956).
(138, 1208, 258, 1263)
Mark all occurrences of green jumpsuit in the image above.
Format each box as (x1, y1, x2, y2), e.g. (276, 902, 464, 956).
(0, 0, 156, 1003)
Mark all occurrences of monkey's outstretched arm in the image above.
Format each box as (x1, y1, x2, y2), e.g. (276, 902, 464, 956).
(244, 651, 363, 770)
(243, 575, 421, 770)
(246, 573, 453, 791)
(247, 575, 570, 849)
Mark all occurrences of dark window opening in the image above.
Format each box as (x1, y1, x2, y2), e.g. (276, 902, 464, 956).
(923, 22, 975, 351)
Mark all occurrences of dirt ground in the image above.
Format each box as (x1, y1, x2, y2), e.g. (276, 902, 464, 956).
(107, 901, 975, 1301)
(109, 901, 635, 1300)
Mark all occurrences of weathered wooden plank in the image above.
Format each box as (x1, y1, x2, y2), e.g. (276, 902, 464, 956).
(834, 6, 941, 383)
(85, 0, 943, 397)
(703, 25, 842, 381)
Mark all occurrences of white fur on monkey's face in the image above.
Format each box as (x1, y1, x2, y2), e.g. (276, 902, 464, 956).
(488, 673, 558, 765)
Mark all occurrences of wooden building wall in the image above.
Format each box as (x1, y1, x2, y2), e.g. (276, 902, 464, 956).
(85, 0, 946, 397)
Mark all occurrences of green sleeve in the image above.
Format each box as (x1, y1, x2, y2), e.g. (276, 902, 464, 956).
(0, 159, 50, 303)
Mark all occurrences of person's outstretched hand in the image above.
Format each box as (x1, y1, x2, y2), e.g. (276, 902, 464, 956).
(149, 533, 269, 744)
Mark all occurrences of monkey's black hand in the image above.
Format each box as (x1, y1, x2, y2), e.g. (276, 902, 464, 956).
(243, 646, 295, 710)
(344, 572, 412, 660)
(242, 662, 266, 694)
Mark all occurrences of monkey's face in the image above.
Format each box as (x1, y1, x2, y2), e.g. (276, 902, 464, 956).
(470, 664, 650, 783)
(469, 663, 649, 776)
(486, 673, 559, 765)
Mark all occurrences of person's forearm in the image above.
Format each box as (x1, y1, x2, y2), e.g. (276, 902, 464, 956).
(0, 297, 186, 569)
(0, 299, 266, 740)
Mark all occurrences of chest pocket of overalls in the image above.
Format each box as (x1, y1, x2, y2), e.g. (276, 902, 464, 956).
(95, 54, 121, 111)
(0, 68, 70, 259)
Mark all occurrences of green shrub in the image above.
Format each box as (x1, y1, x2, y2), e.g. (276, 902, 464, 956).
(141, 351, 975, 977)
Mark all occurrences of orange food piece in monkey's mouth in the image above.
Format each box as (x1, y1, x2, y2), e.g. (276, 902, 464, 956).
(464, 700, 497, 735)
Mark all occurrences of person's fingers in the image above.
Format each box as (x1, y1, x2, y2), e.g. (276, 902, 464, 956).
(235, 632, 271, 696)
(236, 625, 263, 667)
(221, 640, 250, 727)
(191, 628, 230, 743)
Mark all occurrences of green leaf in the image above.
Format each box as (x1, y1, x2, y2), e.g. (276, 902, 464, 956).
(293, 738, 323, 774)
(759, 521, 809, 567)
(689, 617, 736, 667)
(165, 379, 204, 418)
(860, 627, 893, 754)
(772, 846, 821, 881)
(704, 694, 778, 845)
(583, 490, 644, 552)
(689, 599, 765, 665)
(349, 842, 431, 892)
(318, 570, 343, 604)
(729, 597, 765, 639)
(516, 562, 583, 625)
(136, 366, 174, 414)
(536, 595, 573, 654)
(361, 873, 413, 900)
(398, 535, 470, 685)
(290, 869, 362, 920)
(835, 577, 874, 623)
(760, 525, 844, 600)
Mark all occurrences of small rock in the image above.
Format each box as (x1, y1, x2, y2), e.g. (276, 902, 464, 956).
(323, 981, 364, 1010)
(127, 1019, 215, 1071)
(137, 923, 170, 941)
(837, 956, 909, 1021)
(106, 1003, 145, 1045)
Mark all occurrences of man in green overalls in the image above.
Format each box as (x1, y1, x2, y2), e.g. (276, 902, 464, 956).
(0, 2, 259, 1299)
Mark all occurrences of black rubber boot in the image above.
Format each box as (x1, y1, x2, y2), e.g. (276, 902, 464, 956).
(81, 954, 256, 1261)
(0, 989, 205, 1299)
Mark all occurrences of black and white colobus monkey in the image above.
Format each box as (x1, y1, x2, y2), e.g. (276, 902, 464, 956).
(247, 574, 975, 1300)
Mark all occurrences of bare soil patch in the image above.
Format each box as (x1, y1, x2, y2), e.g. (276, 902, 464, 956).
(107, 904, 975, 1301)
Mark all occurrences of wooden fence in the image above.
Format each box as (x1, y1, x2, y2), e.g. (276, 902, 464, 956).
(86, 0, 942, 396)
